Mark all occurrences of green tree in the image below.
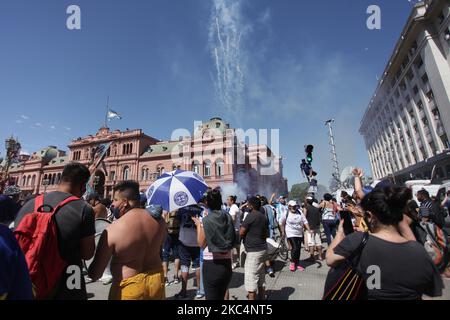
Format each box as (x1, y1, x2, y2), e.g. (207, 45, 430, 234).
(289, 183, 309, 202)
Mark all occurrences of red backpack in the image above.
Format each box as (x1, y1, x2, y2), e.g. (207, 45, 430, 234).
(14, 194, 79, 299)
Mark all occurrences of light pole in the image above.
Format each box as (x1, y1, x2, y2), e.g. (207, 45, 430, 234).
(42, 178, 50, 194)
(325, 119, 341, 189)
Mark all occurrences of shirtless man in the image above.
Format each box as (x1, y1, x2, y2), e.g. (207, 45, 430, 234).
(88, 181, 167, 300)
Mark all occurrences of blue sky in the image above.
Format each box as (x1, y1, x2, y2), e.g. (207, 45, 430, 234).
(0, 0, 419, 189)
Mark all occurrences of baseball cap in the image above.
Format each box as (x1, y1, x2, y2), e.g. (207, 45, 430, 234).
(288, 200, 298, 207)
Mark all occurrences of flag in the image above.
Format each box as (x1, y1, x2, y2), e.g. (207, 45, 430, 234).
(107, 109, 122, 120)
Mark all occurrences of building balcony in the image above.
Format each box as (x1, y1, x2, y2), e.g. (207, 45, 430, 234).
(408, 140, 414, 149)
(417, 139, 423, 148)
(418, 110, 425, 119)
(428, 99, 436, 110)
(437, 125, 445, 136)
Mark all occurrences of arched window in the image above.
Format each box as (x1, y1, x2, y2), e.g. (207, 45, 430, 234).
(42, 174, 47, 185)
(172, 164, 177, 171)
(22, 176, 26, 186)
(192, 161, 200, 174)
(141, 167, 149, 181)
(56, 173, 61, 184)
(26, 176, 31, 186)
(123, 166, 130, 180)
(129, 143, 133, 154)
(31, 175, 36, 186)
(216, 159, 225, 177)
(51, 174, 56, 185)
(156, 165, 164, 178)
(204, 160, 211, 177)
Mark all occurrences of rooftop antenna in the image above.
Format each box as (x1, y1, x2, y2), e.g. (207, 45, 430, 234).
(325, 119, 341, 189)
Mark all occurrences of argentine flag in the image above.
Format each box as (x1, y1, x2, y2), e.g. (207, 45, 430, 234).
(107, 109, 122, 121)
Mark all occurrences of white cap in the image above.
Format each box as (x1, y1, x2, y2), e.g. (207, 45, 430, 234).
(288, 200, 298, 207)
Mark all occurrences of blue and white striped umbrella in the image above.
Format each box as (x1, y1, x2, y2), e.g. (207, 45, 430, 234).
(146, 169, 209, 212)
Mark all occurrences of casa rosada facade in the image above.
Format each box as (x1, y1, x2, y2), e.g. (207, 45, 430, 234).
(8, 118, 288, 199)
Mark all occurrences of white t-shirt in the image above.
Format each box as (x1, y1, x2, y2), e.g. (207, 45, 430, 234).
(228, 204, 241, 231)
(281, 209, 309, 238)
(179, 227, 198, 247)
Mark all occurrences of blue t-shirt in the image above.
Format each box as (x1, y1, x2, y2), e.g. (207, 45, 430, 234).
(0, 224, 33, 300)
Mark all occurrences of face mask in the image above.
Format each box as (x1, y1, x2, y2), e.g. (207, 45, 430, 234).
(112, 207, 121, 219)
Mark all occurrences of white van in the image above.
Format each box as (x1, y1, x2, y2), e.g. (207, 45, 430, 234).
(404, 180, 442, 204)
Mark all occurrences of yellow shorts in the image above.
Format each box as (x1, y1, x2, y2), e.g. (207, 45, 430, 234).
(108, 267, 165, 300)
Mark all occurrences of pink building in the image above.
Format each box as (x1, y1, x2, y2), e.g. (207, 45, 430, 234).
(9, 118, 288, 199)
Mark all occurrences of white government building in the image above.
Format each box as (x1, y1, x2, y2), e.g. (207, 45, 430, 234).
(360, 0, 450, 183)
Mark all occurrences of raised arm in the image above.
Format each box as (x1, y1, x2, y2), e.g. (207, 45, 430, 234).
(352, 168, 365, 201)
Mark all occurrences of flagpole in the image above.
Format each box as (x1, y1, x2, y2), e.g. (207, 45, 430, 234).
(105, 96, 109, 128)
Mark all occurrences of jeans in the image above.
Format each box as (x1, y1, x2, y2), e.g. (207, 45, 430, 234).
(322, 219, 337, 246)
(199, 249, 205, 295)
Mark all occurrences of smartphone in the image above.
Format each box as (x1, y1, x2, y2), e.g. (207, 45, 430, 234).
(340, 211, 354, 235)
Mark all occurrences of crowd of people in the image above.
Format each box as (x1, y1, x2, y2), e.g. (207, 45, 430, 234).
(0, 163, 449, 300)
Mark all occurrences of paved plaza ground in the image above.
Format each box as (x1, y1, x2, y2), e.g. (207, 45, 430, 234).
(86, 247, 450, 300)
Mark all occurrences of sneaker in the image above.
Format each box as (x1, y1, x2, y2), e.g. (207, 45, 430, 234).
(232, 262, 239, 270)
(173, 276, 180, 284)
(289, 262, 296, 272)
(174, 291, 188, 300)
(297, 265, 305, 272)
(100, 275, 113, 285)
(267, 267, 275, 277)
(164, 277, 172, 287)
(195, 290, 205, 299)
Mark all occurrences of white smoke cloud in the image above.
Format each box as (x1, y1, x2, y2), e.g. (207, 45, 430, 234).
(209, 0, 249, 122)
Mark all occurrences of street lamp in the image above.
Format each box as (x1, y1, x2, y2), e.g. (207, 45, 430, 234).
(42, 179, 50, 194)
(93, 175, 100, 193)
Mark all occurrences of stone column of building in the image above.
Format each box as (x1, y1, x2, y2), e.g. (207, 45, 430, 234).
(422, 22, 450, 140)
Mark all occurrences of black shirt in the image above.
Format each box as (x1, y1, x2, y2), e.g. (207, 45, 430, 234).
(305, 204, 321, 229)
(15, 191, 95, 300)
(241, 210, 268, 252)
(334, 232, 443, 300)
